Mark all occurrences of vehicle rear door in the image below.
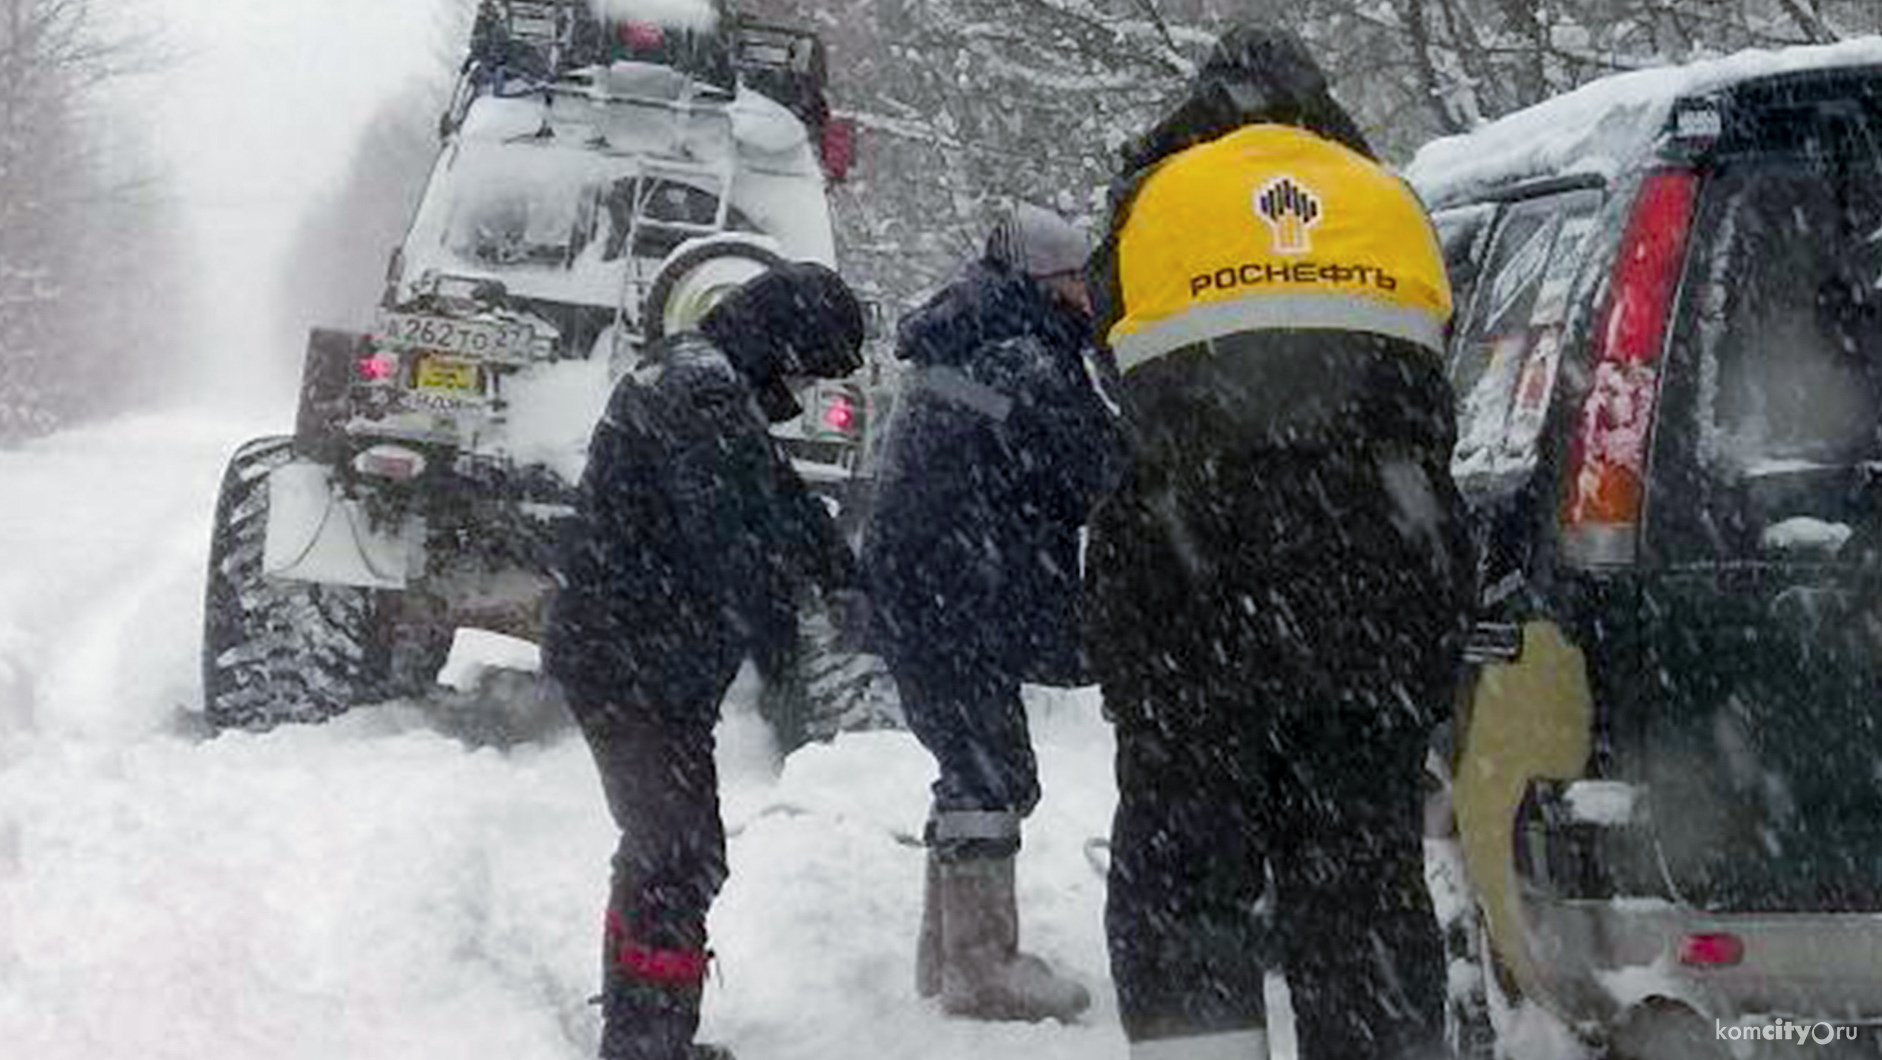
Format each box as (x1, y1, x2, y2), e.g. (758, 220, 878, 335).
(1639, 69, 1882, 913)
(1439, 182, 1613, 988)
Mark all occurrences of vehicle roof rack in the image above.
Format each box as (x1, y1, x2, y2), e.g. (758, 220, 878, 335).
(463, 0, 738, 93)
(449, 2, 830, 135)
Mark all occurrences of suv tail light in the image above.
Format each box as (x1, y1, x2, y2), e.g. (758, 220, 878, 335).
(616, 20, 666, 51)
(1678, 932, 1745, 966)
(820, 118, 855, 183)
(1559, 168, 1698, 567)
(822, 392, 856, 433)
(812, 385, 864, 440)
(357, 354, 398, 383)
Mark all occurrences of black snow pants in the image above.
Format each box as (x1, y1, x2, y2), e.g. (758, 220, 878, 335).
(1088, 442, 1470, 1060)
(890, 648, 1040, 860)
(567, 653, 740, 1060)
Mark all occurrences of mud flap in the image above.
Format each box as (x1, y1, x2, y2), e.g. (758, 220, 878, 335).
(263, 461, 424, 590)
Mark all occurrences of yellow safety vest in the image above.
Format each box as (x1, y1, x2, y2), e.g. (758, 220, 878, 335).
(1107, 124, 1452, 374)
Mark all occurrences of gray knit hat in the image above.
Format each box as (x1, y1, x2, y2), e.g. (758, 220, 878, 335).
(985, 201, 1089, 278)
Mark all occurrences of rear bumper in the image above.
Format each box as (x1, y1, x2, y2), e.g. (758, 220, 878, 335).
(1524, 896, 1882, 1031)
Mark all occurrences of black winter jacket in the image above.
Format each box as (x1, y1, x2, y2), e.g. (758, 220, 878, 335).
(544, 333, 856, 714)
(863, 262, 1124, 685)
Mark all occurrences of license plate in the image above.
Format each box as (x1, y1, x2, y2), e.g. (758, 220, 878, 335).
(377, 312, 534, 357)
(414, 355, 482, 396)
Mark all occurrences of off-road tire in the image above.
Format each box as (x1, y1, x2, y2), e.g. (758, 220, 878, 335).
(201, 436, 392, 730)
(757, 592, 898, 755)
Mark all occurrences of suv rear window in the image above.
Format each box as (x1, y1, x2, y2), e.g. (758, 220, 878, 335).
(1650, 88, 1882, 563)
(1431, 203, 1495, 322)
(1445, 188, 1602, 496)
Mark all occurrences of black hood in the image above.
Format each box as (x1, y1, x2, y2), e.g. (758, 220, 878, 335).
(896, 261, 1088, 369)
(699, 261, 865, 421)
(1119, 25, 1373, 180)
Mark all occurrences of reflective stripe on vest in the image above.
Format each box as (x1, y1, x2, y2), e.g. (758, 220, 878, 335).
(1128, 1028, 1269, 1060)
(1112, 291, 1448, 374)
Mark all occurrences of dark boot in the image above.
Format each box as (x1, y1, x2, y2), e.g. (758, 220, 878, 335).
(599, 911, 735, 1060)
(938, 855, 1090, 1022)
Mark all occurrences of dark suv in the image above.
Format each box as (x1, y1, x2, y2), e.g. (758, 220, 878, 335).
(1408, 42, 1882, 1059)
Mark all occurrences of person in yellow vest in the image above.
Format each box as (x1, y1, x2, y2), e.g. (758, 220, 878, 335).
(1085, 26, 1474, 1060)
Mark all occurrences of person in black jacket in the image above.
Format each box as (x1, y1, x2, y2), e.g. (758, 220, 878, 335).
(543, 262, 865, 1060)
(864, 202, 1123, 1023)
(1087, 27, 1473, 1060)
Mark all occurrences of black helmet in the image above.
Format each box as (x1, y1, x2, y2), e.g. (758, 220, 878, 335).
(700, 261, 865, 421)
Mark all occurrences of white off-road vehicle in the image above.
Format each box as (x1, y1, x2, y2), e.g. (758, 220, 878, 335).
(203, 0, 884, 745)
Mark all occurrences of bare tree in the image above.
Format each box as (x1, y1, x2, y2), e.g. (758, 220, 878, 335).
(0, 0, 183, 441)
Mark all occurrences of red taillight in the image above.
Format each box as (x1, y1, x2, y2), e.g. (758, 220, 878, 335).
(1678, 932, 1745, 967)
(617, 20, 665, 50)
(1598, 170, 1698, 366)
(357, 356, 396, 382)
(823, 394, 855, 433)
(1559, 168, 1698, 566)
(820, 118, 856, 183)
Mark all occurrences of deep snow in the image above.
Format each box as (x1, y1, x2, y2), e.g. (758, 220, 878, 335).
(0, 414, 1138, 1060)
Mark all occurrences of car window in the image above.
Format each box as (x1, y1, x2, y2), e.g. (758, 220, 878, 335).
(1651, 132, 1882, 563)
(439, 140, 612, 271)
(1445, 188, 1602, 494)
(1431, 203, 1496, 326)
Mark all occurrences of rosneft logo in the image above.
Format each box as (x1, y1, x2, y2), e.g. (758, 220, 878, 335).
(1255, 176, 1321, 255)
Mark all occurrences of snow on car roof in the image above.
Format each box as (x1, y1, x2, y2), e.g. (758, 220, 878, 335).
(589, 0, 719, 31)
(1407, 36, 1882, 209)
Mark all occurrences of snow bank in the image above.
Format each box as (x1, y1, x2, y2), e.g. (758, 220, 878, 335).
(0, 415, 264, 744)
(0, 723, 613, 1060)
(0, 427, 1130, 1060)
(1408, 38, 1882, 207)
(708, 687, 1124, 1060)
(589, 0, 719, 31)
(0, 674, 1129, 1060)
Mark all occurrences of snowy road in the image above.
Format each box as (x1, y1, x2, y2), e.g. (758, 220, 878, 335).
(0, 413, 1130, 1060)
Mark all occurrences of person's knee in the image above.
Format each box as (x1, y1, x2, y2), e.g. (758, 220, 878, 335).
(925, 805, 1023, 861)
